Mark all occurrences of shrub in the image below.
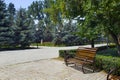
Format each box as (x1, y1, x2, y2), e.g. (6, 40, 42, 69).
(97, 48, 118, 57)
(59, 49, 76, 58)
(95, 55, 120, 75)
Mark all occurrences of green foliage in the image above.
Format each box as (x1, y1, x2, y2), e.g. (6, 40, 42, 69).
(8, 3, 15, 15)
(7, 3, 16, 46)
(15, 8, 34, 47)
(28, 1, 44, 20)
(44, 0, 61, 24)
(28, 0, 54, 43)
(96, 55, 120, 75)
(52, 31, 83, 46)
(83, 0, 120, 54)
(59, 49, 76, 58)
(59, 0, 84, 18)
(47, 0, 120, 53)
(0, 0, 14, 47)
(97, 48, 118, 57)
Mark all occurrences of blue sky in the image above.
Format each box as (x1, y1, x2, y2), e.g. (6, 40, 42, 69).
(5, 0, 38, 9)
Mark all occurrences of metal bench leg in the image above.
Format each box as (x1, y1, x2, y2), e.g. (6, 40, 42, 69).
(92, 63, 95, 73)
(82, 64, 85, 74)
(107, 68, 116, 80)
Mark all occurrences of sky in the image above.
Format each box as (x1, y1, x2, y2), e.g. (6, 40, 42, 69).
(5, 0, 38, 9)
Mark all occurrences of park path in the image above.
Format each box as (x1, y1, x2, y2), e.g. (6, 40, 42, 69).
(0, 44, 106, 67)
(0, 44, 108, 80)
(0, 59, 107, 80)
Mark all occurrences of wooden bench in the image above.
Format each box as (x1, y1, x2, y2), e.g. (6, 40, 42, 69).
(64, 47, 97, 73)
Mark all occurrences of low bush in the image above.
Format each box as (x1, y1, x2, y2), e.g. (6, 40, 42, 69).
(59, 49, 76, 58)
(95, 55, 120, 75)
(59, 47, 120, 75)
(97, 48, 118, 57)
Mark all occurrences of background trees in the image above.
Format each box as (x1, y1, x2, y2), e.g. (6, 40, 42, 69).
(45, 0, 120, 55)
(15, 8, 34, 47)
(28, 0, 54, 42)
(0, 0, 35, 48)
(7, 3, 16, 47)
(0, 0, 14, 48)
(1, 0, 119, 54)
(44, 0, 83, 46)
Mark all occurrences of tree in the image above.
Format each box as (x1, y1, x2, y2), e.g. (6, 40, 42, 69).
(44, 0, 64, 30)
(28, 1, 44, 20)
(58, 0, 102, 48)
(83, 0, 120, 55)
(28, 0, 54, 42)
(44, 0, 83, 45)
(77, 11, 103, 48)
(15, 8, 34, 47)
(0, 0, 14, 47)
(46, 0, 99, 47)
(7, 3, 16, 47)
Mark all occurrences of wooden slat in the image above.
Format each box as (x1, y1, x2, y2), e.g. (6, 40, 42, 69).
(75, 47, 97, 61)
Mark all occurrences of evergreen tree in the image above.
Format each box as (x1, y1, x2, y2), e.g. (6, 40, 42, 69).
(15, 8, 34, 47)
(7, 3, 15, 26)
(43, 0, 54, 42)
(28, 0, 54, 42)
(0, 0, 14, 47)
(7, 3, 16, 47)
(28, 1, 44, 20)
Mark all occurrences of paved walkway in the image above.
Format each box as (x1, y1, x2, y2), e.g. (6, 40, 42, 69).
(0, 44, 107, 80)
(0, 44, 106, 67)
(0, 59, 107, 80)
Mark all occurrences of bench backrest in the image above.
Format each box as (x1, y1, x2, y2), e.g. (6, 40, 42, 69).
(75, 47, 97, 61)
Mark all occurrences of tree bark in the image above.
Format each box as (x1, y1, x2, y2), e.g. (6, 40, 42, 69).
(108, 28, 120, 56)
(117, 45, 120, 56)
(91, 39, 94, 48)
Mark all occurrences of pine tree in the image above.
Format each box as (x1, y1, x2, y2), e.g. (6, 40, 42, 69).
(0, 0, 14, 48)
(7, 3, 16, 47)
(8, 3, 15, 26)
(28, 1, 44, 20)
(15, 8, 34, 47)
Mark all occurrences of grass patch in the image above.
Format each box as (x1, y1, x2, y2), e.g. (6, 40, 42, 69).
(53, 57, 64, 61)
(31, 42, 65, 47)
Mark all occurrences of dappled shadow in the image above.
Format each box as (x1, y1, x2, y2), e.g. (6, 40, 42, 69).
(68, 64, 101, 74)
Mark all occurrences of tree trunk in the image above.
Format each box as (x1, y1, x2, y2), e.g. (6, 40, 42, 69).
(117, 45, 120, 56)
(108, 28, 120, 56)
(91, 39, 94, 48)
